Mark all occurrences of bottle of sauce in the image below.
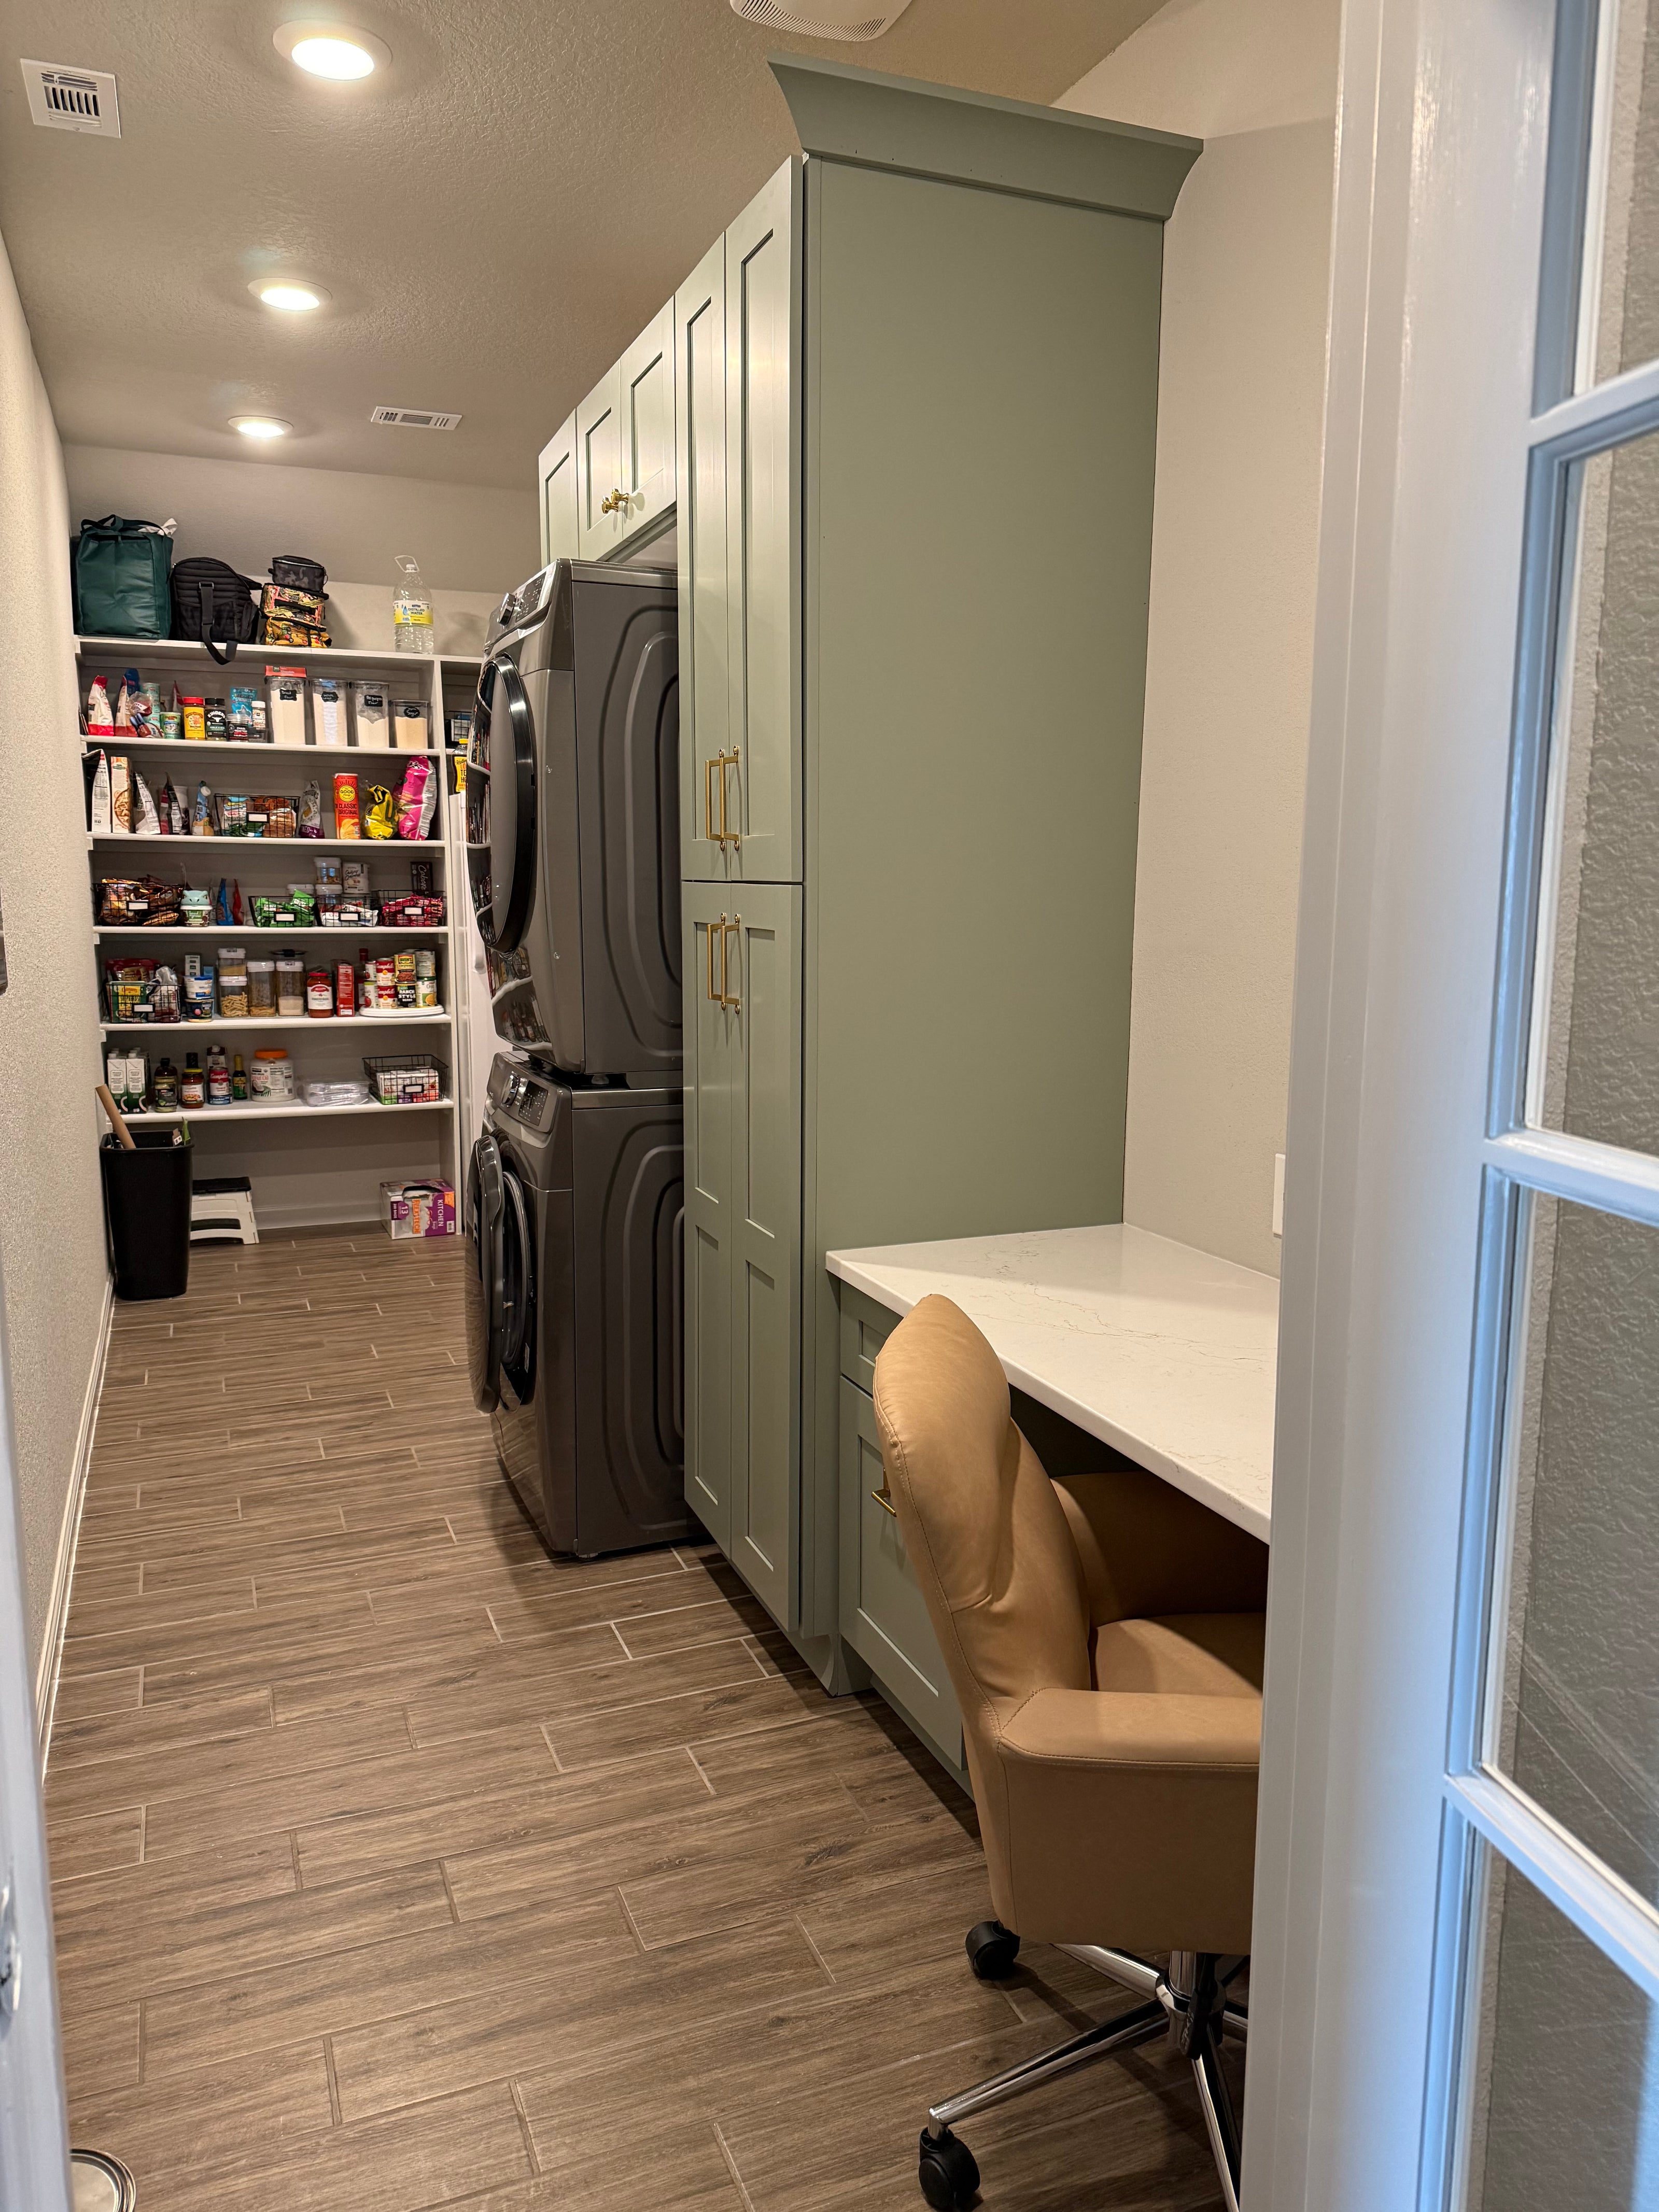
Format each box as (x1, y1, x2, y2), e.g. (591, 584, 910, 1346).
(207, 1042, 231, 1103)
(231, 1052, 248, 1102)
(152, 1058, 179, 1112)
(180, 1053, 205, 1108)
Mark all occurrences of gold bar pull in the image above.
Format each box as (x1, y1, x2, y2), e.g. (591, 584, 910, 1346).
(720, 915, 741, 1011)
(708, 913, 726, 1003)
(871, 1480, 897, 1516)
(705, 756, 721, 846)
(720, 748, 741, 849)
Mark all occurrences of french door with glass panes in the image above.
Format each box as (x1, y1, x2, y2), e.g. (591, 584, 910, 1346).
(1249, 0, 1659, 2205)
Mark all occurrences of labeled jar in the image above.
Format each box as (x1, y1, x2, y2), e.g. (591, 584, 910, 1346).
(250, 1047, 294, 1099)
(218, 948, 249, 1018)
(275, 954, 305, 1018)
(246, 956, 276, 1017)
(306, 966, 333, 1017)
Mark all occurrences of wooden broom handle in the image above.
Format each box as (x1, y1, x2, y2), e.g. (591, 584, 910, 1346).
(97, 1084, 137, 1150)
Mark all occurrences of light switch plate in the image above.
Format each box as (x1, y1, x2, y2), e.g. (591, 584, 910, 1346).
(1273, 1153, 1285, 1238)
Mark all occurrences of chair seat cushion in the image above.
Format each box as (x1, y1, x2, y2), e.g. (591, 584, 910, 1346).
(1091, 1613, 1264, 1699)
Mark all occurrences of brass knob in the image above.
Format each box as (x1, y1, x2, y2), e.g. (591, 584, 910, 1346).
(600, 488, 629, 515)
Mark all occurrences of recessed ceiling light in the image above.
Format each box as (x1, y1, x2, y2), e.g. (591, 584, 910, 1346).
(250, 279, 330, 312)
(230, 415, 292, 440)
(272, 21, 389, 79)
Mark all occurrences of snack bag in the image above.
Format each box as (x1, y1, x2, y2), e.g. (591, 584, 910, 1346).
(132, 771, 160, 836)
(299, 781, 323, 838)
(114, 673, 137, 729)
(192, 781, 214, 836)
(364, 784, 397, 840)
(86, 677, 114, 734)
(332, 773, 361, 839)
(89, 750, 111, 833)
(394, 756, 434, 840)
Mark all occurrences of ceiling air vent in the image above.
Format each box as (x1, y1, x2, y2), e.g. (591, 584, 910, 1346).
(20, 61, 121, 136)
(729, 0, 915, 38)
(370, 406, 462, 430)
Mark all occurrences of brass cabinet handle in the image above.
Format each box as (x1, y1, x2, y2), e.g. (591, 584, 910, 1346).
(720, 747, 741, 848)
(872, 1481, 897, 1516)
(708, 912, 726, 1003)
(600, 487, 630, 515)
(720, 914, 741, 1011)
(705, 755, 720, 845)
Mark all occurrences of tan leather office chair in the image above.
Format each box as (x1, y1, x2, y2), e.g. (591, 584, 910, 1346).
(873, 1295, 1268, 2212)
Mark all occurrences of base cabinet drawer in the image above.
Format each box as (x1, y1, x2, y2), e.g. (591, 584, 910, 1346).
(838, 1376, 965, 1781)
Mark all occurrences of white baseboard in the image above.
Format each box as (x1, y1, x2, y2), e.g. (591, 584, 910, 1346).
(35, 1273, 114, 1769)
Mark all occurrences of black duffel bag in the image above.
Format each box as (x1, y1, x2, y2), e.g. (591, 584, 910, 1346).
(171, 556, 259, 664)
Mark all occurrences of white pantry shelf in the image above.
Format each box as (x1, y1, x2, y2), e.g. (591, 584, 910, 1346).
(100, 1011, 450, 1035)
(123, 1099, 453, 1124)
(77, 635, 450, 673)
(81, 738, 438, 762)
(89, 834, 443, 852)
(94, 925, 448, 941)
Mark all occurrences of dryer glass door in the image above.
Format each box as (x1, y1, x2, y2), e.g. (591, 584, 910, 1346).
(467, 654, 537, 953)
(465, 1132, 505, 1412)
(499, 1162, 536, 1407)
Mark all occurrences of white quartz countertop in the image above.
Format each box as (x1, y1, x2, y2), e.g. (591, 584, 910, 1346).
(826, 1224, 1277, 1541)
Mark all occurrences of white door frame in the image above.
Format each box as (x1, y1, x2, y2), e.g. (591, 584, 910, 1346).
(0, 1233, 74, 2211)
(1241, 0, 1610, 2200)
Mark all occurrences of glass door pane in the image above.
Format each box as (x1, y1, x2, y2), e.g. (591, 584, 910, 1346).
(1461, 1847, 1658, 2208)
(1581, 0, 1659, 385)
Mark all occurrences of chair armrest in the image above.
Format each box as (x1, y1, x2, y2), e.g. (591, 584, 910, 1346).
(1052, 1469, 1269, 1626)
(990, 1686, 1259, 1954)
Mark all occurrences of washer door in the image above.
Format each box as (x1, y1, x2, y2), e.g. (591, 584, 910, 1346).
(465, 1131, 505, 1413)
(466, 654, 537, 954)
(499, 1161, 536, 1407)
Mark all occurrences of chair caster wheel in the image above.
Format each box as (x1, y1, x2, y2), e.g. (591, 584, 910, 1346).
(918, 2125, 980, 2209)
(964, 1918, 1021, 1980)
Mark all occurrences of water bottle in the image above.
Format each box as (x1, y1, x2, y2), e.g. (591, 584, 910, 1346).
(392, 554, 435, 654)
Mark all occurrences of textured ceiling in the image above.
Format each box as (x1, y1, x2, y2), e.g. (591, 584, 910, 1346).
(0, 0, 1162, 490)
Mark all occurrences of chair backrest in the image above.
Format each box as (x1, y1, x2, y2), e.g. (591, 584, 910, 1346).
(873, 1295, 1092, 1731)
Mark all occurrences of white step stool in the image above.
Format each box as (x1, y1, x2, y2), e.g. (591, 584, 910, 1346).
(191, 1176, 258, 1246)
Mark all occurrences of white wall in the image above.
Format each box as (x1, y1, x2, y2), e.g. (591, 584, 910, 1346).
(0, 233, 110, 1681)
(1062, 0, 1340, 1276)
(62, 445, 538, 656)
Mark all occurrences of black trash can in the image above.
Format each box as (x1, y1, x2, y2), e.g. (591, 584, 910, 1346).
(100, 1128, 193, 1301)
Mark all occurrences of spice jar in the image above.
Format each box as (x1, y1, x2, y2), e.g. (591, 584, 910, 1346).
(249, 1047, 294, 1099)
(275, 954, 305, 1018)
(218, 948, 249, 1018)
(247, 956, 276, 1017)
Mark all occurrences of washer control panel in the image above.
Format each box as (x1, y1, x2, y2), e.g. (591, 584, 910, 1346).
(496, 1065, 554, 1132)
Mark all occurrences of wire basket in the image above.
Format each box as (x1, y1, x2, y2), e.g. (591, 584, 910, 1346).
(362, 1053, 449, 1106)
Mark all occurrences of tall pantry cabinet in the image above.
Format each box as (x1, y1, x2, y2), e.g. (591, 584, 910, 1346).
(676, 58, 1200, 1703)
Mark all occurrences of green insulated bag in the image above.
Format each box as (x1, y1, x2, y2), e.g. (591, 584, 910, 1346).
(71, 515, 174, 639)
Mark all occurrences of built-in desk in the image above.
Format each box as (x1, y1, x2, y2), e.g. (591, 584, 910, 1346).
(827, 1224, 1277, 1542)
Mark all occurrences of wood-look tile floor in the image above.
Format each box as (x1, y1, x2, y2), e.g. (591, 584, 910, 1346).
(47, 1227, 1232, 2211)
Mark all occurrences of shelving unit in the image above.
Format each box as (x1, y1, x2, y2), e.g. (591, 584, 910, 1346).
(81, 631, 484, 1230)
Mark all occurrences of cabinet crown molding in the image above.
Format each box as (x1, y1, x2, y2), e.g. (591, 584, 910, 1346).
(769, 54, 1201, 222)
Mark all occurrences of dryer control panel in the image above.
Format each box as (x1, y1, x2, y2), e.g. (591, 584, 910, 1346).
(494, 1064, 557, 1133)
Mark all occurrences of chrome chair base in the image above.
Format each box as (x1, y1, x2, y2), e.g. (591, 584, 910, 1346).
(917, 1932, 1246, 2212)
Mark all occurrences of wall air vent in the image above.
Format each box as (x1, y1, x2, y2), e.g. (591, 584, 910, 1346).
(729, 0, 915, 38)
(20, 60, 121, 136)
(370, 406, 463, 430)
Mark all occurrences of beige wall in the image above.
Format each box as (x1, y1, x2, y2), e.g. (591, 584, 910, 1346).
(0, 230, 110, 1681)
(63, 444, 537, 655)
(1062, 0, 1340, 1276)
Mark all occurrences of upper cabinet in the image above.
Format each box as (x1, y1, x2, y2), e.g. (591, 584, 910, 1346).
(538, 418, 578, 568)
(575, 367, 625, 561)
(618, 304, 676, 541)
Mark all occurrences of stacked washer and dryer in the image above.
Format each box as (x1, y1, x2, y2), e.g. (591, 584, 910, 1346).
(463, 561, 688, 1558)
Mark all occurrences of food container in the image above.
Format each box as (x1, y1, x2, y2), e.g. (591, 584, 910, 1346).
(333, 772, 360, 839)
(306, 966, 333, 1017)
(218, 949, 249, 1018)
(180, 887, 212, 927)
(247, 956, 276, 1016)
(162, 710, 183, 741)
(205, 699, 229, 741)
(414, 947, 438, 1007)
(351, 681, 390, 749)
(342, 858, 369, 897)
(179, 696, 206, 741)
(335, 959, 355, 1015)
(275, 954, 305, 1018)
(392, 699, 431, 751)
(310, 675, 348, 748)
(250, 1047, 294, 1099)
(267, 666, 308, 747)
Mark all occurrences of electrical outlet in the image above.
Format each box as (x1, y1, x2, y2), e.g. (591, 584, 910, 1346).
(1273, 1153, 1285, 1238)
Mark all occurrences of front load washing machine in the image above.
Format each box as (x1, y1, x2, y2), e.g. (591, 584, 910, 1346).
(466, 1053, 686, 1558)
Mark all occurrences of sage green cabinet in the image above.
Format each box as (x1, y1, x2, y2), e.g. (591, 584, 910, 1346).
(681, 881, 803, 1626)
(575, 367, 625, 561)
(537, 416, 578, 568)
(838, 1374, 966, 1784)
(677, 60, 1199, 1698)
(618, 304, 676, 540)
(675, 238, 731, 877)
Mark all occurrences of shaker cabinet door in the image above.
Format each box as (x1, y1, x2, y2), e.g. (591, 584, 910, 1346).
(676, 237, 733, 880)
(618, 304, 676, 540)
(724, 160, 803, 884)
(727, 883, 803, 1626)
(576, 365, 625, 561)
(538, 415, 578, 569)
(682, 884, 737, 1551)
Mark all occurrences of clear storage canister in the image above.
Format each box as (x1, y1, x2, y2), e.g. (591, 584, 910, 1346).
(218, 948, 249, 1018)
(247, 956, 277, 1017)
(275, 954, 305, 1018)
